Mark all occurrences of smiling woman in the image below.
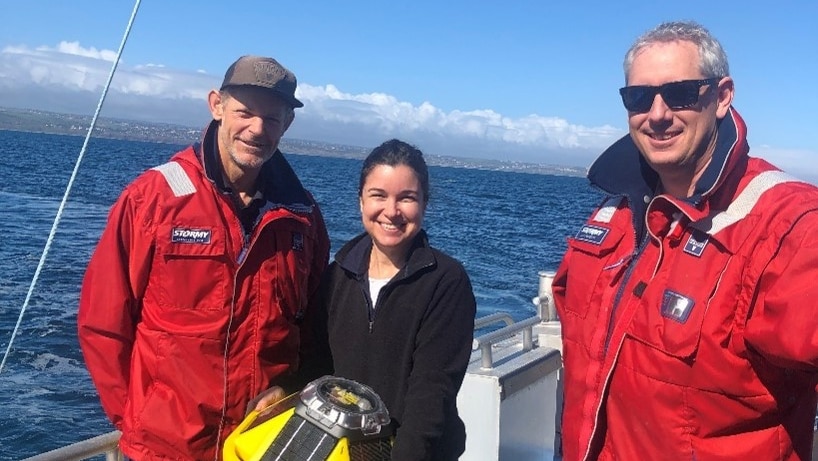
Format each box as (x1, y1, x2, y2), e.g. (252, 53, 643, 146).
(359, 146, 428, 279)
(315, 139, 477, 461)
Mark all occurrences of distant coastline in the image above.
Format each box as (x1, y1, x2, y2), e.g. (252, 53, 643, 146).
(0, 106, 587, 178)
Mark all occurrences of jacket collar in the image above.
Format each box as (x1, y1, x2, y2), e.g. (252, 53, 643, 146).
(194, 119, 314, 211)
(587, 108, 749, 230)
(335, 230, 436, 280)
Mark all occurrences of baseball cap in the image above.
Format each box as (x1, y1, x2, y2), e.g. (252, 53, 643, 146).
(220, 55, 304, 108)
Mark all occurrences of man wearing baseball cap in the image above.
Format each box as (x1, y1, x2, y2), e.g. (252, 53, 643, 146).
(78, 55, 331, 460)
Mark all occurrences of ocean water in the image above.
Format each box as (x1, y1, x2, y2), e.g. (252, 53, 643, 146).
(0, 129, 601, 459)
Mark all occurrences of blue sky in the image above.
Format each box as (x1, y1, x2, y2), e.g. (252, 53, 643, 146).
(1, 0, 816, 179)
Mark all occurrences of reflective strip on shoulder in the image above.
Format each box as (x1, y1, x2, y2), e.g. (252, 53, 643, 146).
(692, 170, 802, 235)
(593, 196, 624, 223)
(151, 161, 197, 197)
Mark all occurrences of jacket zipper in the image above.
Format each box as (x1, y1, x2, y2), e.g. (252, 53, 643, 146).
(218, 203, 306, 453)
(364, 284, 376, 333)
(603, 210, 651, 352)
(587, 204, 650, 461)
(362, 259, 434, 333)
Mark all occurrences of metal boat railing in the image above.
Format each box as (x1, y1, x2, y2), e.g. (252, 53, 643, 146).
(21, 431, 122, 461)
(473, 316, 542, 369)
(473, 312, 514, 330)
(471, 270, 560, 370)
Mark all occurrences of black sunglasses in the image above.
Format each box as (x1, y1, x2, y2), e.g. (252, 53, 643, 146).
(619, 78, 721, 113)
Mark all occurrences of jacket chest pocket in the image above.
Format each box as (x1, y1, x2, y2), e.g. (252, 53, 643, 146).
(254, 221, 316, 324)
(153, 224, 230, 311)
(562, 224, 627, 320)
(627, 241, 735, 362)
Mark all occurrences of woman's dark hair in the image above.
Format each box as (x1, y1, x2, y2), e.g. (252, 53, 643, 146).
(358, 139, 430, 203)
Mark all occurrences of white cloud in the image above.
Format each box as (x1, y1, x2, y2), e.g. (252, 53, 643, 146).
(0, 43, 622, 167)
(0, 43, 214, 99)
(296, 83, 620, 157)
(0, 43, 621, 166)
(2, 41, 814, 175)
(50, 41, 119, 62)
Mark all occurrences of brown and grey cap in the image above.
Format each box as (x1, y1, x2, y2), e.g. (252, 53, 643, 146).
(220, 55, 304, 108)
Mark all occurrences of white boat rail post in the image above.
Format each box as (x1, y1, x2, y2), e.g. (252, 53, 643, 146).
(534, 270, 558, 322)
(533, 270, 562, 352)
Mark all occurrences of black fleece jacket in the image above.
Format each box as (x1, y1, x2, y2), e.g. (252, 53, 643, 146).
(314, 230, 476, 461)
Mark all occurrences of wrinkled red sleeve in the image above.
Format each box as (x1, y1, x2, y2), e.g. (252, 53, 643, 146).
(77, 185, 153, 428)
(744, 211, 818, 370)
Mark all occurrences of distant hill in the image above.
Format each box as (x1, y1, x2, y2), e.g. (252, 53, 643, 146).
(0, 106, 587, 178)
(0, 106, 202, 145)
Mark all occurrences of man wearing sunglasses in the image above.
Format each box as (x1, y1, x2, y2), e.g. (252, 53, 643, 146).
(552, 21, 818, 461)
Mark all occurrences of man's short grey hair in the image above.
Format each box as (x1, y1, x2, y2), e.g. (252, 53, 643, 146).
(623, 21, 730, 83)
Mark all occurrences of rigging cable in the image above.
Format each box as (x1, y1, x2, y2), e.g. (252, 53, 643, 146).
(0, 0, 143, 375)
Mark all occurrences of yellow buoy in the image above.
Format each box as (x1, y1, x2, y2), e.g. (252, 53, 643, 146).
(224, 376, 393, 461)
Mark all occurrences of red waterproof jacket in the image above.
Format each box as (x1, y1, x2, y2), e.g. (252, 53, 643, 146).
(553, 109, 818, 461)
(78, 122, 330, 460)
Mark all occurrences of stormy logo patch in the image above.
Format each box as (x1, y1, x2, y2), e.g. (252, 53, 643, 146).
(661, 290, 694, 323)
(575, 224, 610, 245)
(171, 227, 212, 244)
